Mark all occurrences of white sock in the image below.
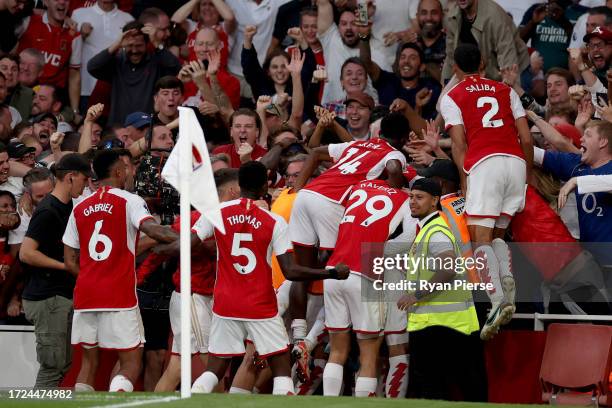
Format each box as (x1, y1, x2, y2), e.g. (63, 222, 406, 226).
(109, 375, 133, 392)
(191, 371, 218, 394)
(492, 238, 513, 280)
(385, 354, 409, 398)
(474, 245, 503, 303)
(291, 319, 308, 340)
(322, 362, 343, 396)
(229, 386, 252, 394)
(355, 377, 377, 397)
(296, 358, 325, 395)
(74, 383, 94, 392)
(305, 318, 325, 351)
(272, 376, 295, 395)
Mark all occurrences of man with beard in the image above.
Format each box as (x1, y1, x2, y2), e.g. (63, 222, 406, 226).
(30, 85, 63, 121)
(88, 21, 181, 125)
(17, 0, 82, 118)
(415, 0, 445, 81)
(568, 27, 612, 105)
(0, 54, 33, 120)
(31, 113, 58, 155)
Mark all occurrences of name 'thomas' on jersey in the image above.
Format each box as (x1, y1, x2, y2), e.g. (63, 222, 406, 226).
(193, 198, 292, 320)
(303, 138, 406, 203)
(62, 186, 154, 311)
(327, 179, 410, 280)
(440, 75, 526, 172)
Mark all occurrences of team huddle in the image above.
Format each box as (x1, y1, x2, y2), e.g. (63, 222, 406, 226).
(63, 44, 529, 397)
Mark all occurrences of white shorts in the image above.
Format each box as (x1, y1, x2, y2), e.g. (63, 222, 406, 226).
(208, 314, 290, 358)
(382, 267, 407, 336)
(324, 273, 384, 336)
(465, 156, 526, 228)
(169, 291, 212, 355)
(289, 191, 344, 250)
(72, 308, 145, 350)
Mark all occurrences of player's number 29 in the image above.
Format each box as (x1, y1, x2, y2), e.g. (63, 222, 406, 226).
(477, 97, 504, 128)
(232, 233, 256, 274)
(342, 190, 393, 226)
(88, 220, 113, 261)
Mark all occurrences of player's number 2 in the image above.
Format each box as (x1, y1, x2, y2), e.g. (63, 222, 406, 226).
(89, 220, 112, 261)
(477, 97, 504, 128)
(232, 233, 256, 274)
(342, 190, 393, 226)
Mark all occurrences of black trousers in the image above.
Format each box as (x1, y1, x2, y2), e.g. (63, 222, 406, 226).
(408, 326, 488, 402)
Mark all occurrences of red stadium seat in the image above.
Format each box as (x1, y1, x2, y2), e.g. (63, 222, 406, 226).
(540, 323, 612, 406)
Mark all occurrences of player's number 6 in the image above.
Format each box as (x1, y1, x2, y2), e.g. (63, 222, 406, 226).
(88, 220, 113, 261)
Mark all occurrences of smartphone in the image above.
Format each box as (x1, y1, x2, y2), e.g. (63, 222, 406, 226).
(357, 0, 368, 25)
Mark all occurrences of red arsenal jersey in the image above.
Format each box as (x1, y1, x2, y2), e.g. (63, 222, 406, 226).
(17, 13, 82, 88)
(327, 179, 410, 280)
(440, 74, 526, 173)
(63, 186, 153, 311)
(303, 138, 406, 203)
(193, 198, 292, 320)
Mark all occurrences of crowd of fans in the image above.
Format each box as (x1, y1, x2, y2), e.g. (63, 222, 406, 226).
(0, 0, 611, 397)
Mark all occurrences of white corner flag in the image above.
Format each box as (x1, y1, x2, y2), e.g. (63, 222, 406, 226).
(161, 107, 224, 398)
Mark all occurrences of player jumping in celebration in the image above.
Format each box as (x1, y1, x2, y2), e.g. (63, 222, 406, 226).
(63, 150, 178, 392)
(189, 161, 349, 395)
(440, 44, 533, 340)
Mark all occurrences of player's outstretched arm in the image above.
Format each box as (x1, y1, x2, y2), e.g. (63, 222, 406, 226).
(64, 245, 80, 277)
(516, 116, 534, 181)
(293, 146, 332, 192)
(152, 231, 214, 256)
(277, 253, 349, 281)
(448, 125, 468, 193)
(140, 219, 179, 244)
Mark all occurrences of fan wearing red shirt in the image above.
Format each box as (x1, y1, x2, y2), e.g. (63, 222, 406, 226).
(189, 161, 349, 395)
(322, 179, 410, 397)
(440, 44, 533, 340)
(212, 109, 268, 168)
(288, 111, 408, 355)
(17, 0, 81, 111)
(63, 150, 177, 393)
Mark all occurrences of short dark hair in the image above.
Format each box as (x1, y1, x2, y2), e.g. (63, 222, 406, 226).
(214, 168, 239, 190)
(380, 111, 410, 142)
(154, 75, 184, 94)
(300, 7, 317, 22)
(545, 67, 576, 87)
(93, 149, 121, 181)
(340, 57, 367, 79)
(238, 161, 268, 192)
(589, 6, 612, 26)
(123, 21, 148, 42)
(229, 108, 261, 134)
(393, 43, 425, 77)
(23, 167, 54, 192)
(0, 190, 16, 208)
(139, 7, 167, 25)
(454, 43, 481, 74)
(0, 53, 19, 66)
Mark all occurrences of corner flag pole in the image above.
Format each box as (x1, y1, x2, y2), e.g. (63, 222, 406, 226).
(178, 117, 192, 399)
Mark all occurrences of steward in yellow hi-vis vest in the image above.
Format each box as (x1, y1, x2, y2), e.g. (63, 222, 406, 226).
(397, 177, 486, 402)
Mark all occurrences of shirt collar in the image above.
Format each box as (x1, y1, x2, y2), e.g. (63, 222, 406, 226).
(418, 211, 439, 229)
(93, 2, 118, 15)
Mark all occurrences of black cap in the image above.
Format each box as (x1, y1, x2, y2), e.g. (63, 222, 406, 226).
(7, 142, 35, 159)
(31, 112, 58, 129)
(411, 177, 441, 197)
(416, 159, 460, 184)
(54, 153, 93, 177)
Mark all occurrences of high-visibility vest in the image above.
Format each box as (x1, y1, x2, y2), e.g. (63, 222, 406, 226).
(407, 214, 479, 335)
(439, 193, 479, 283)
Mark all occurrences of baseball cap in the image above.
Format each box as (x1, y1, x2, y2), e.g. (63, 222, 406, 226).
(7, 141, 35, 159)
(54, 153, 93, 177)
(345, 91, 375, 110)
(554, 123, 582, 148)
(31, 112, 58, 129)
(124, 112, 151, 129)
(411, 177, 441, 197)
(584, 26, 612, 43)
(416, 159, 460, 184)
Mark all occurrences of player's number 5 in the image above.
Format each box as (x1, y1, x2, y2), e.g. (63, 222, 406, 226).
(89, 220, 113, 261)
(232, 233, 256, 274)
(477, 97, 504, 128)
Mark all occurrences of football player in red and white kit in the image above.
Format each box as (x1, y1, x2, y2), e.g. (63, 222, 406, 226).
(322, 178, 411, 398)
(190, 161, 349, 395)
(288, 112, 409, 360)
(63, 150, 178, 392)
(440, 44, 533, 340)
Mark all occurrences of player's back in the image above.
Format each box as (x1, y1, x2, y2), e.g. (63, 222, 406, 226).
(213, 198, 288, 320)
(304, 138, 406, 203)
(444, 75, 525, 172)
(328, 179, 410, 280)
(69, 186, 153, 311)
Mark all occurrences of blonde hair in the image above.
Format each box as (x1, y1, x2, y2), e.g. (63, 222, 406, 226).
(532, 168, 561, 211)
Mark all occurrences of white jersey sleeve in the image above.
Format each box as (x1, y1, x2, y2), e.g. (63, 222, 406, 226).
(70, 35, 82, 68)
(126, 193, 154, 229)
(328, 142, 352, 162)
(193, 213, 215, 241)
(440, 93, 463, 128)
(510, 88, 526, 119)
(383, 149, 407, 169)
(270, 214, 292, 256)
(62, 210, 80, 249)
(577, 174, 612, 194)
(533, 146, 545, 166)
